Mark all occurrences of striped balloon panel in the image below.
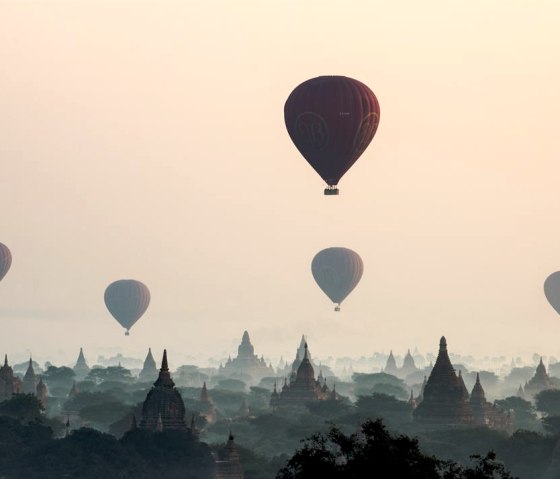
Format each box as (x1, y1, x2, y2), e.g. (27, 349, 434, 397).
(311, 247, 363, 304)
(104, 279, 151, 331)
(285, 76, 380, 186)
(0, 243, 12, 282)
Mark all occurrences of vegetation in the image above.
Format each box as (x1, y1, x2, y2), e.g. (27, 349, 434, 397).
(277, 419, 515, 479)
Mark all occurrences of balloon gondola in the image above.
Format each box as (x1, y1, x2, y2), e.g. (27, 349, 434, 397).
(284, 76, 380, 194)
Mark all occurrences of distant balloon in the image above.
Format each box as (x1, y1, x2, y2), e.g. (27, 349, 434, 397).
(544, 272, 560, 317)
(284, 76, 380, 195)
(311, 247, 363, 311)
(0, 243, 12, 282)
(104, 280, 150, 336)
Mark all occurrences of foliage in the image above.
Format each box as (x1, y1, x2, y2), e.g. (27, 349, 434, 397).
(0, 394, 43, 423)
(216, 378, 246, 392)
(535, 389, 560, 416)
(42, 366, 75, 386)
(494, 397, 540, 432)
(276, 419, 515, 479)
(86, 366, 134, 384)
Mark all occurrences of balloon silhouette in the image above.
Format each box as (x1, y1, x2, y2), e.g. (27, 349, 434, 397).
(0, 243, 12, 283)
(104, 279, 150, 335)
(311, 247, 363, 311)
(544, 272, 560, 317)
(284, 76, 380, 195)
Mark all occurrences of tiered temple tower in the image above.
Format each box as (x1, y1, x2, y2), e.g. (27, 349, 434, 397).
(384, 350, 398, 376)
(200, 381, 217, 424)
(140, 350, 188, 431)
(525, 358, 553, 399)
(215, 432, 244, 479)
(274, 343, 333, 408)
(23, 357, 38, 394)
(138, 348, 158, 382)
(73, 348, 90, 380)
(219, 331, 274, 383)
(0, 355, 22, 401)
(401, 350, 418, 377)
(413, 337, 474, 426)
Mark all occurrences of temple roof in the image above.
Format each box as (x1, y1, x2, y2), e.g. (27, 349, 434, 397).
(296, 343, 315, 381)
(470, 373, 486, 403)
(140, 350, 186, 431)
(24, 358, 36, 381)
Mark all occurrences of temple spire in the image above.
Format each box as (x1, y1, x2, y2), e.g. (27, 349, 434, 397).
(161, 349, 169, 371)
(153, 350, 174, 388)
(3, 354, 7, 367)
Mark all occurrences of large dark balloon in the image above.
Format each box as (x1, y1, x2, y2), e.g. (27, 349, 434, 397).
(104, 280, 150, 335)
(544, 272, 560, 317)
(0, 243, 12, 282)
(311, 247, 363, 311)
(284, 76, 380, 194)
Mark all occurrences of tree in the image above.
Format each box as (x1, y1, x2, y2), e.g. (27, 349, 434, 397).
(494, 397, 540, 432)
(42, 366, 75, 388)
(0, 394, 43, 423)
(353, 393, 412, 427)
(276, 419, 515, 479)
(535, 390, 560, 416)
(86, 366, 133, 384)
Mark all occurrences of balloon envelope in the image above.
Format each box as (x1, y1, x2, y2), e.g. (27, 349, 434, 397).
(284, 76, 380, 192)
(311, 247, 363, 308)
(0, 243, 11, 282)
(544, 272, 560, 315)
(104, 280, 150, 334)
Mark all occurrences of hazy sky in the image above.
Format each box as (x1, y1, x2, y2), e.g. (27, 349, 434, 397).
(1, 0, 560, 367)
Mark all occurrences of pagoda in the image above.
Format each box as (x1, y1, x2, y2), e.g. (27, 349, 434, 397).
(138, 348, 158, 382)
(413, 337, 474, 426)
(140, 350, 188, 431)
(22, 357, 38, 394)
(401, 349, 418, 377)
(73, 348, 90, 379)
(274, 343, 333, 408)
(384, 350, 398, 376)
(215, 432, 244, 479)
(200, 381, 216, 424)
(219, 331, 274, 384)
(525, 358, 554, 399)
(0, 355, 22, 401)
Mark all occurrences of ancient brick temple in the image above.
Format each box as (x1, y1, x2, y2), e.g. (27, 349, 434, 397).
(22, 357, 38, 394)
(138, 347, 158, 383)
(0, 355, 22, 401)
(140, 349, 188, 431)
(525, 357, 554, 399)
(73, 347, 90, 380)
(219, 331, 274, 384)
(413, 337, 510, 431)
(272, 343, 336, 408)
(413, 337, 474, 426)
(215, 432, 244, 479)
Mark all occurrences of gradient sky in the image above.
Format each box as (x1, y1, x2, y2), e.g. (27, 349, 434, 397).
(1, 0, 560, 367)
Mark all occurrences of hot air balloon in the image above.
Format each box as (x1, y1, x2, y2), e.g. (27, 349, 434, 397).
(544, 272, 560, 317)
(311, 247, 363, 311)
(284, 76, 380, 195)
(0, 243, 11, 282)
(104, 279, 150, 335)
